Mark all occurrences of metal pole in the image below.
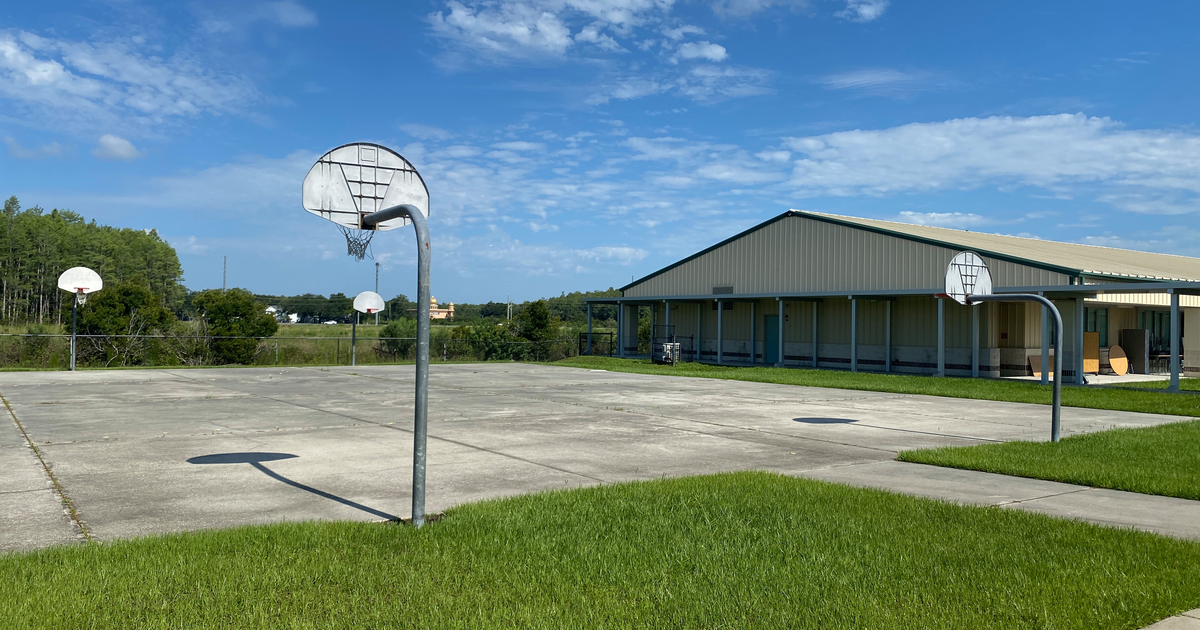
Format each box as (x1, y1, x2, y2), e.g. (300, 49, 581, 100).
(937, 298, 945, 377)
(275, 338, 279, 366)
(1041, 293, 1049, 386)
(716, 300, 724, 365)
(70, 292, 78, 371)
(812, 301, 819, 368)
(696, 302, 702, 362)
(777, 298, 785, 368)
(970, 294, 1063, 441)
(1170, 291, 1180, 392)
(222, 256, 227, 292)
(885, 300, 892, 373)
(352, 312, 357, 367)
(586, 303, 593, 356)
(971, 304, 979, 378)
(850, 297, 858, 373)
(375, 262, 380, 326)
(361, 204, 431, 527)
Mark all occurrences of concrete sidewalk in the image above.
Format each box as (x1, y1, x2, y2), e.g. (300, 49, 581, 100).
(800, 460, 1200, 540)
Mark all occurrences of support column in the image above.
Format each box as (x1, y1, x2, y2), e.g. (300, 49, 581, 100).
(586, 303, 593, 355)
(1076, 297, 1086, 384)
(885, 300, 892, 373)
(937, 297, 945, 377)
(750, 301, 756, 364)
(696, 302, 702, 362)
(777, 299, 785, 368)
(717, 300, 724, 365)
(850, 297, 858, 373)
(1170, 291, 1180, 392)
(1041, 293, 1049, 385)
(617, 303, 623, 358)
(812, 301, 819, 368)
(971, 304, 979, 378)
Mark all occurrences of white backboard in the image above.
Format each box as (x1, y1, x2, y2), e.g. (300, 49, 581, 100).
(302, 143, 429, 231)
(58, 267, 103, 294)
(945, 251, 992, 305)
(353, 290, 385, 314)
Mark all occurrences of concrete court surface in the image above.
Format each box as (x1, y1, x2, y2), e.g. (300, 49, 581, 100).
(0, 362, 1195, 553)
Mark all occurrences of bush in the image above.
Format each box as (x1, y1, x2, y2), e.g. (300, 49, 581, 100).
(377, 318, 417, 359)
(77, 282, 175, 366)
(193, 289, 279, 365)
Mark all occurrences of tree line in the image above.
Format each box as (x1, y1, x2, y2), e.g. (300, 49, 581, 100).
(254, 289, 621, 326)
(0, 196, 184, 326)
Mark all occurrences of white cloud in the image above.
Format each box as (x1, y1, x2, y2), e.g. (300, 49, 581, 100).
(836, 0, 889, 22)
(401, 123, 454, 140)
(200, 1, 318, 33)
(896, 212, 988, 229)
(709, 0, 809, 18)
(782, 114, 1200, 213)
(4, 136, 64, 158)
(428, 1, 578, 61)
(816, 68, 931, 94)
(673, 41, 728, 63)
(0, 30, 259, 133)
(260, 1, 318, 28)
(662, 25, 705, 40)
(92, 134, 140, 160)
(491, 141, 546, 151)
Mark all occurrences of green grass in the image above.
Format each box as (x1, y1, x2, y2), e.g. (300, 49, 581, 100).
(899, 420, 1200, 500)
(1118, 377, 1200, 391)
(556, 356, 1200, 417)
(2, 473, 1198, 629)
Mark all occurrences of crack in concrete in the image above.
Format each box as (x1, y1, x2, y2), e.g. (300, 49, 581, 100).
(0, 389, 92, 543)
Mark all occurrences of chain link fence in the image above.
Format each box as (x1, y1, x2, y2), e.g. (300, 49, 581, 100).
(0, 333, 590, 369)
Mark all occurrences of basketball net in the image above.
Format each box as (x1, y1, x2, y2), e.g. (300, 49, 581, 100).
(337, 225, 375, 261)
(76, 289, 88, 305)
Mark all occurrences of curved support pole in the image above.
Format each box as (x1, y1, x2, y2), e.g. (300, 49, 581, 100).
(969, 293, 1063, 442)
(364, 204, 431, 526)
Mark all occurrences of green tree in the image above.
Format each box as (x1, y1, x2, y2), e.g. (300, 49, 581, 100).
(193, 289, 279, 364)
(77, 282, 175, 366)
(377, 318, 418, 359)
(515, 299, 552, 342)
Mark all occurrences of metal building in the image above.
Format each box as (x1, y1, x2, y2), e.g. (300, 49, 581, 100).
(584, 211, 1200, 390)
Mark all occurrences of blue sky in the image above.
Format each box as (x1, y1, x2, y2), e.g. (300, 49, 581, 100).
(3, 1, 1200, 302)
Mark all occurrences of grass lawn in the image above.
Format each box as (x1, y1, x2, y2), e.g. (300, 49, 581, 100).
(1119, 377, 1200, 392)
(2, 473, 1199, 629)
(556, 356, 1200, 418)
(899, 420, 1200, 500)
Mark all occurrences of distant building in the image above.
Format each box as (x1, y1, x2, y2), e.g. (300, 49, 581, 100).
(410, 296, 455, 320)
(585, 210, 1200, 382)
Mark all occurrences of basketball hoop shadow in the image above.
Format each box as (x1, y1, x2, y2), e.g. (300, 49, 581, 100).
(186, 452, 397, 521)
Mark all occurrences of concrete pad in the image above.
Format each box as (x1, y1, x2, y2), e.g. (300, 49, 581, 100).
(800, 461, 1200, 540)
(1, 363, 1195, 553)
(1142, 615, 1200, 630)
(0, 427, 82, 552)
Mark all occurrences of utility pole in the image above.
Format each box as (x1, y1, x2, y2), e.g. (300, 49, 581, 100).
(507, 295, 512, 320)
(222, 256, 227, 291)
(375, 261, 380, 325)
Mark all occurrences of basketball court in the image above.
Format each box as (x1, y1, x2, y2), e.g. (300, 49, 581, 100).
(1, 363, 1188, 552)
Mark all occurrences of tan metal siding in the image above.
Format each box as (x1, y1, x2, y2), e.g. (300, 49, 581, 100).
(624, 215, 1070, 298)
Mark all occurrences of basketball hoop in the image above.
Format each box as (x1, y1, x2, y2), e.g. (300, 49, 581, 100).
(57, 267, 103, 372)
(337, 225, 376, 261)
(302, 142, 428, 260)
(301, 142, 433, 526)
(944, 251, 992, 305)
